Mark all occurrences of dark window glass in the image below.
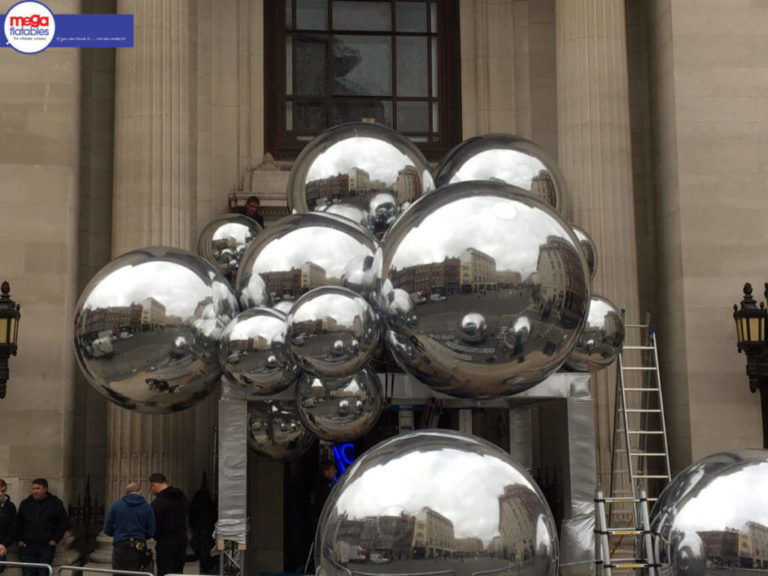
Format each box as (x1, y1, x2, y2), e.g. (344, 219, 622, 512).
(297, 0, 327, 30)
(295, 34, 328, 96)
(396, 1, 427, 32)
(396, 36, 428, 97)
(333, 35, 392, 96)
(333, 1, 391, 31)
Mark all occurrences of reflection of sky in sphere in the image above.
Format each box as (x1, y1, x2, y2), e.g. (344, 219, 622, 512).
(450, 149, 546, 190)
(674, 462, 768, 531)
(213, 222, 257, 244)
(227, 311, 285, 342)
(82, 260, 214, 318)
(389, 196, 567, 277)
(334, 448, 528, 544)
(252, 227, 373, 278)
(292, 291, 368, 328)
(306, 137, 415, 184)
(586, 298, 618, 329)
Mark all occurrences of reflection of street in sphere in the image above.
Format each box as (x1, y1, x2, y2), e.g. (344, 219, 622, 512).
(378, 181, 589, 398)
(197, 213, 263, 280)
(73, 246, 238, 414)
(286, 122, 434, 237)
(565, 296, 623, 373)
(316, 430, 558, 576)
(248, 400, 315, 460)
(236, 212, 377, 306)
(435, 134, 566, 214)
(220, 308, 302, 396)
(287, 286, 379, 380)
(296, 368, 382, 442)
(651, 450, 768, 576)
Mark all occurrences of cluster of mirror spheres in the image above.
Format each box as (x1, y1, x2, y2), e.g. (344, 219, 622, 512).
(296, 368, 382, 442)
(378, 181, 590, 397)
(286, 122, 435, 237)
(651, 449, 768, 576)
(197, 213, 263, 281)
(73, 247, 239, 414)
(316, 429, 559, 576)
(247, 400, 316, 460)
(435, 133, 566, 214)
(565, 296, 624, 372)
(219, 307, 301, 396)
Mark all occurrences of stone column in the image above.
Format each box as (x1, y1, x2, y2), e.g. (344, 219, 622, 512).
(106, 0, 196, 506)
(555, 0, 640, 487)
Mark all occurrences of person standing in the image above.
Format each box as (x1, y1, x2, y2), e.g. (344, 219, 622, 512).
(0, 479, 17, 573)
(15, 479, 68, 576)
(149, 473, 189, 576)
(103, 481, 155, 572)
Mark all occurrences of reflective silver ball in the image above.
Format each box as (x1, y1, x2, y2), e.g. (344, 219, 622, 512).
(296, 368, 383, 442)
(287, 122, 435, 237)
(435, 134, 566, 213)
(378, 181, 590, 398)
(197, 213, 263, 281)
(248, 400, 316, 460)
(74, 246, 239, 414)
(570, 223, 598, 280)
(565, 295, 624, 372)
(236, 271, 272, 310)
(317, 430, 559, 576)
(219, 308, 301, 396)
(235, 212, 377, 306)
(287, 286, 380, 379)
(651, 449, 768, 576)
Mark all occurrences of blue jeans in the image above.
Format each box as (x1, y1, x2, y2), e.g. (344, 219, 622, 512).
(18, 543, 55, 576)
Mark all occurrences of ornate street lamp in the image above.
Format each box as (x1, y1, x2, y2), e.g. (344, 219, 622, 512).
(0, 281, 21, 399)
(733, 282, 768, 447)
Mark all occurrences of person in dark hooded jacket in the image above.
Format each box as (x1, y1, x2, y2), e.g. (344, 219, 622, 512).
(0, 478, 17, 574)
(149, 473, 189, 576)
(103, 481, 155, 571)
(16, 478, 68, 576)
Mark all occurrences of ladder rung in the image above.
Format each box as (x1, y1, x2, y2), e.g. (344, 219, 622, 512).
(600, 496, 638, 503)
(625, 324, 649, 328)
(609, 563, 648, 569)
(629, 452, 667, 457)
(603, 528, 643, 535)
(622, 366, 656, 371)
(627, 430, 664, 434)
(633, 474, 669, 479)
(626, 409, 662, 413)
(622, 345, 654, 350)
(624, 387, 660, 391)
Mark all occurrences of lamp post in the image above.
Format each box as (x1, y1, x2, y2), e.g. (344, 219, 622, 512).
(733, 282, 768, 447)
(0, 281, 21, 399)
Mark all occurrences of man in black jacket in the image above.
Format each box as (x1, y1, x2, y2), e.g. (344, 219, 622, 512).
(16, 479, 68, 576)
(0, 479, 17, 574)
(149, 473, 189, 576)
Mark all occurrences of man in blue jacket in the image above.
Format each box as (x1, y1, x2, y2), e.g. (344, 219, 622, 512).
(103, 482, 155, 572)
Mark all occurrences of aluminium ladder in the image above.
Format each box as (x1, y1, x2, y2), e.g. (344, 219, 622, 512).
(607, 310, 672, 572)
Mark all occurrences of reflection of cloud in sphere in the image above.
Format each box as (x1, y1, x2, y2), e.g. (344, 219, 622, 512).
(317, 430, 558, 576)
(73, 246, 238, 414)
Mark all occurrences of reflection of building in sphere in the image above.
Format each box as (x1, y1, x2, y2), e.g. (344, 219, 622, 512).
(536, 236, 587, 321)
(349, 167, 370, 193)
(306, 173, 350, 207)
(412, 506, 455, 558)
(394, 165, 423, 204)
(391, 257, 460, 296)
(141, 297, 166, 328)
(531, 171, 557, 208)
(460, 248, 497, 293)
(499, 484, 539, 562)
(301, 262, 327, 291)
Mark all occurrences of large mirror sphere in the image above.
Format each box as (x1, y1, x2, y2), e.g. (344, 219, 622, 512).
(434, 134, 566, 214)
(73, 247, 239, 414)
(219, 308, 301, 396)
(569, 223, 598, 280)
(377, 181, 590, 398)
(287, 286, 380, 379)
(651, 449, 768, 576)
(235, 212, 377, 306)
(316, 430, 559, 576)
(287, 122, 435, 238)
(565, 295, 624, 372)
(248, 400, 316, 460)
(197, 213, 263, 281)
(296, 367, 383, 442)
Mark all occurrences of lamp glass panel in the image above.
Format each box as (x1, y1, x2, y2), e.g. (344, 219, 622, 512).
(737, 318, 744, 342)
(10, 318, 17, 345)
(750, 317, 762, 342)
(0, 318, 6, 344)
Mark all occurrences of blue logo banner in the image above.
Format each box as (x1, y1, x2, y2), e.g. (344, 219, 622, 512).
(1, 13, 133, 48)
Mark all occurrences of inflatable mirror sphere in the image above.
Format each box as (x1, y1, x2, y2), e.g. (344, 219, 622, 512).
(565, 295, 624, 372)
(73, 246, 239, 414)
(296, 368, 383, 442)
(197, 213, 263, 281)
(316, 429, 559, 576)
(377, 181, 590, 398)
(286, 122, 435, 238)
(435, 134, 566, 214)
(287, 286, 379, 379)
(235, 212, 377, 306)
(248, 400, 316, 460)
(651, 449, 768, 576)
(219, 308, 301, 396)
(570, 223, 598, 280)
